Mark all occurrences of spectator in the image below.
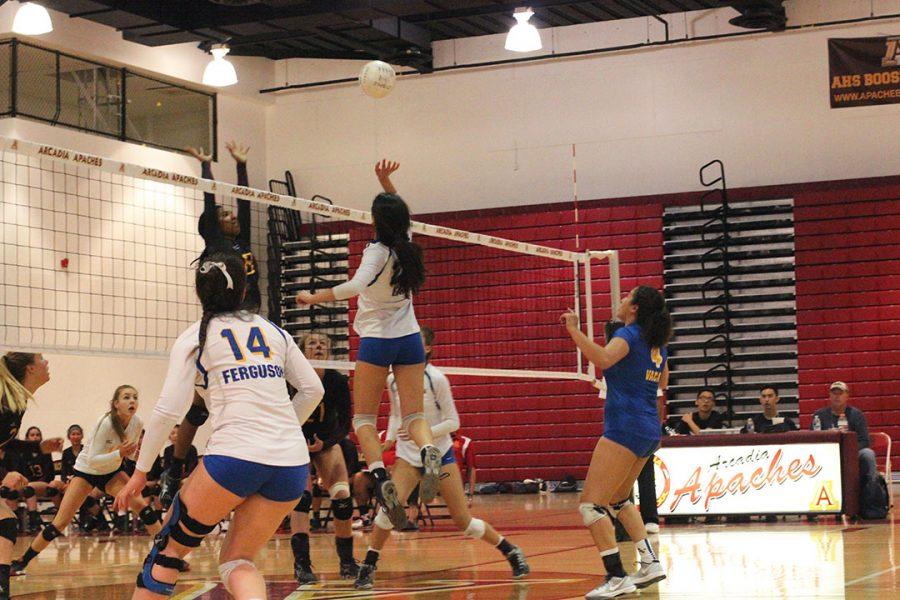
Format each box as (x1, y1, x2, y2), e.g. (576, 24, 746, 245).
(811, 382, 876, 486)
(60, 425, 83, 483)
(148, 426, 199, 481)
(742, 386, 798, 433)
(19, 427, 65, 532)
(450, 431, 477, 499)
(674, 389, 725, 435)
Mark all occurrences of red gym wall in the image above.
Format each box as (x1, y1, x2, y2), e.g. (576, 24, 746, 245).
(346, 177, 900, 482)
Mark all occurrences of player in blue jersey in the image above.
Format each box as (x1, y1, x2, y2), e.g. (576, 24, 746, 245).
(561, 286, 672, 599)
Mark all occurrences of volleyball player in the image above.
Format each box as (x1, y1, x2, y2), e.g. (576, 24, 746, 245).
(561, 286, 671, 598)
(18, 427, 65, 532)
(113, 251, 324, 599)
(0, 353, 63, 599)
(296, 160, 441, 529)
(12, 385, 163, 574)
(290, 332, 358, 584)
(354, 326, 529, 589)
(157, 141, 259, 510)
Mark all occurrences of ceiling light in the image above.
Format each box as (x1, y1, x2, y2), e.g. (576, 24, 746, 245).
(202, 44, 238, 87)
(505, 7, 541, 53)
(12, 2, 53, 36)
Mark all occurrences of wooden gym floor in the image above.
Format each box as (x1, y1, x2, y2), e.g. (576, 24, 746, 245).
(10, 493, 898, 599)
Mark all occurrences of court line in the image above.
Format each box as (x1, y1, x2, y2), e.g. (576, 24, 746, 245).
(172, 582, 218, 599)
(381, 542, 598, 584)
(845, 564, 900, 586)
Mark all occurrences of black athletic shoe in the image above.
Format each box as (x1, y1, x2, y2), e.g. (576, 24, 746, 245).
(309, 516, 324, 532)
(506, 546, 530, 579)
(354, 563, 376, 589)
(158, 469, 182, 510)
(339, 560, 360, 579)
(293, 561, 318, 585)
(375, 479, 407, 529)
(9, 560, 25, 577)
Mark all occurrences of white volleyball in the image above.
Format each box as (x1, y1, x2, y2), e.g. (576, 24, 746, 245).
(359, 60, 396, 98)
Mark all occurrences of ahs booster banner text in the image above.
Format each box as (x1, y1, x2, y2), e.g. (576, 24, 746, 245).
(829, 37, 900, 108)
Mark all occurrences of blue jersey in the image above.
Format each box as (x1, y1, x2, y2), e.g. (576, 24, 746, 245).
(603, 323, 667, 440)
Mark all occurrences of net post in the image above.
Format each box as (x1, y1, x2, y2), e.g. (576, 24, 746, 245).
(607, 250, 621, 317)
(572, 259, 583, 376)
(583, 251, 595, 382)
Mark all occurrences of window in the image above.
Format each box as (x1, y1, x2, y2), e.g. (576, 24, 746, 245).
(3, 39, 216, 156)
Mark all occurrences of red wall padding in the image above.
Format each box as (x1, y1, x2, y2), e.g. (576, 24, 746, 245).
(794, 183, 900, 468)
(343, 179, 900, 480)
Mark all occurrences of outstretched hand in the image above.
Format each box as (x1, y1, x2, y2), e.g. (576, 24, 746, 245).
(375, 159, 400, 194)
(226, 140, 250, 163)
(113, 470, 146, 512)
(185, 146, 212, 162)
(560, 309, 579, 331)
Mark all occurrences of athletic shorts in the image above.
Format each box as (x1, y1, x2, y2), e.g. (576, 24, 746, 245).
(603, 429, 660, 459)
(203, 455, 309, 502)
(72, 467, 122, 492)
(357, 332, 425, 367)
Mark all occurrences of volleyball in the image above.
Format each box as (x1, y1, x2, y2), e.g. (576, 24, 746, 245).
(359, 60, 396, 98)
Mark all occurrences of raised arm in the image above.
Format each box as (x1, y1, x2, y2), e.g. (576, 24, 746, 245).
(560, 310, 629, 371)
(187, 146, 222, 245)
(375, 159, 400, 194)
(227, 140, 253, 245)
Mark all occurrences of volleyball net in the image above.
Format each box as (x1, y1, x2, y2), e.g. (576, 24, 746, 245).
(0, 136, 619, 382)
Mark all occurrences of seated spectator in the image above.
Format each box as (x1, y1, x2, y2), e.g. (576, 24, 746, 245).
(811, 382, 876, 486)
(20, 426, 65, 532)
(60, 424, 84, 484)
(148, 425, 199, 480)
(451, 431, 477, 500)
(742, 386, 798, 433)
(674, 389, 724, 435)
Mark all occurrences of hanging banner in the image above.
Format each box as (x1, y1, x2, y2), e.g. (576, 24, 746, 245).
(829, 36, 900, 108)
(635, 442, 844, 515)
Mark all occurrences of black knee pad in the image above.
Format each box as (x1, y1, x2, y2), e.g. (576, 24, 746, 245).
(139, 506, 160, 527)
(332, 496, 354, 521)
(41, 523, 62, 542)
(45, 487, 60, 498)
(0, 517, 17, 544)
(186, 402, 210, 426)
(294, 490, 313, 514)
(0, 486, 18, 500)
(22, 486, 36, 499)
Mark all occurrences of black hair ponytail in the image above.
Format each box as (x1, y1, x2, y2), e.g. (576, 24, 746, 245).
(371, 193, 426, 297)
(632, 286, 673, 348)
(195, 251, 247, 356)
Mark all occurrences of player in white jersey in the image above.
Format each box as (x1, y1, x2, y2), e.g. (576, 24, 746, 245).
(354, 326, 530, 589)
(13, 385, 162, 573)
(296, 160, 440, 529)
(114, 251, 324, 599)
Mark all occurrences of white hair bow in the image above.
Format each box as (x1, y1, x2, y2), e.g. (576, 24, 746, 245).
(199, 261, 234, 290)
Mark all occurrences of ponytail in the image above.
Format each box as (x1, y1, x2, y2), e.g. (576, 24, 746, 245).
(0, 353, 35, 414)
(390, 238, 426, 297)
(632, 286, 673, 348)
(197, 310, 215, 358)
(371, 193, 426, 298)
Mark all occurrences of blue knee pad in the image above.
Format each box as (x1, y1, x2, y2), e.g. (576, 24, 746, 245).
(137, 492, 214, 596)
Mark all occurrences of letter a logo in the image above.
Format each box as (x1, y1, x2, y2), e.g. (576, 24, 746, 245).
(809, 480, 839, 511)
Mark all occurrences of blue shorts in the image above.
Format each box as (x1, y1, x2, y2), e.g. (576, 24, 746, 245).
(603, 429, 660, 459)
(417, 447, 456, 473)
(357, 332, 425, 367)
(203, 455, 309, 502)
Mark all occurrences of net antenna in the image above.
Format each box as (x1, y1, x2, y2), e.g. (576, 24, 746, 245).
(1, 136, 619, 383)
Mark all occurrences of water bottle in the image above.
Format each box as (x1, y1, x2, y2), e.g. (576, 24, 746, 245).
(812, 415, 821, 431)
(838, 415, 848, 431)
(746, 418, 755, 433)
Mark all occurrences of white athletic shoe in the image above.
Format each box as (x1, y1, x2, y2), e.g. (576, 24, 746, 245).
(584, 575, 637, 599)
(644, 522, 660, 534)
(632, 560, 666, 589)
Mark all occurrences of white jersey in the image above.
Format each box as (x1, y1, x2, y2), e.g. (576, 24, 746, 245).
(75, 412, 143, 476)
(387, 363, 459, 467)
(332, 240, 419, 339)
(136, 312, 324, 473)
